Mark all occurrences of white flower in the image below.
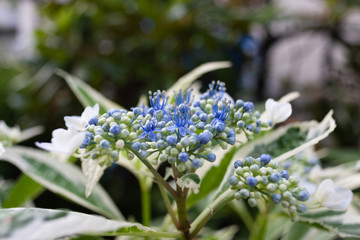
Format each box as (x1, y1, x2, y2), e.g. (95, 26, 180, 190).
(0, 142, 5, 156)
(265, 98, 292, 124)
(64, 104, 99, 132)
(0, 121, 21, 142)
(36, 127, 85, 155)
(314, 179, 353, 211)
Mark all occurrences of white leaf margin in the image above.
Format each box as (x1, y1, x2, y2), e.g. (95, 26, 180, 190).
(0, 146, 123, 220)
(0, 208, 181, 240)
(167, 61, 232, 93)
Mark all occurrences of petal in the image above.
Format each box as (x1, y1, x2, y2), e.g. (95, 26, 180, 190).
(65, 132, 85, 154)
(0, 142, 5, 156)
(35, 142, 61, 153)
(273, 102, 292, 123)
(138, 132, 147, 139)
(315, 179, 334, 202)
(179, 127, 187, 137)
(64, 116, 86, 131)
(265, 98, 276, 119)
(81, 104, 100, 122)
(148, 131, 156, 141)
(322, 186, 353, 211)
(167, 125, 176, 132)
(51, 128, 72, 146)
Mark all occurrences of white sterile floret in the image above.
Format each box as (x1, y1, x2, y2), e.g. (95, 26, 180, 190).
(64, 104, 99, 131)
(36, 127, 85, 155)
(314, 179, 353, 211)
(0, 142, 5, 156)
(265, 99, 292, 124)
(0, 120, 21, 142)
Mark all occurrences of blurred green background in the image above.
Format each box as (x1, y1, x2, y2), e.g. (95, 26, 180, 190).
(1, 0, 360, 234)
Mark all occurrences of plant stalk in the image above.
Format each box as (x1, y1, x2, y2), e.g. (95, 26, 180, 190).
(128, 145, 177, 197)
(189, 189, 234, 238)
(139, 178, 151, 227)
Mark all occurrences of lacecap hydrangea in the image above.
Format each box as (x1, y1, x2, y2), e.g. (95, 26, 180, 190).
(77, 81, 272, 173)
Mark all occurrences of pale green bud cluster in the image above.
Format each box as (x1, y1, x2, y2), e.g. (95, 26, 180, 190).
(229, 154, 310, 220)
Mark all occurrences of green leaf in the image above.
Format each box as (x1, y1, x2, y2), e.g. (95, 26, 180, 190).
(187, 146, 237, 208)
(0, 146, 123, 220)
(264, 213, 291, 240)
(167, 61, 232, 94)
(198, 225, 238, 240)
(2, 175, 44, 208)
(0, 208, 181, 239)
(282, 222, 335, 240)
(57, 69, 124, 113)
(298, 209, 360, 238)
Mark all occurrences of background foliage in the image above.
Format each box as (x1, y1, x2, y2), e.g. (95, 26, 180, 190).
(0, 0, 360, 239)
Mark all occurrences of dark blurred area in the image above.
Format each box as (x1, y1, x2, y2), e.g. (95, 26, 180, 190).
(1, 0, 359, 148)
(1, 0, 360, 227)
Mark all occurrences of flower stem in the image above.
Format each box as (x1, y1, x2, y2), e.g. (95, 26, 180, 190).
(158, 183, 179, 229)
(139, 178, 151, 227)
(190, 189, 234, 238)
(128, 145, 177, 197)
(176, 185, 191, 239)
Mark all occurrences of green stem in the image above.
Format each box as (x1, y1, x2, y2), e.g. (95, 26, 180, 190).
(229, 199, 254, 231)
(176, 185, 191, 239)
(128, 145, 177, 197)
(158, 182, 179, 229)
(190, 189, 234, 239)
(139, 178, 151, 227)
(249, 209, 268, 240)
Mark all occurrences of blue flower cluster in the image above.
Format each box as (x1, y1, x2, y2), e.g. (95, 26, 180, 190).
(78, 82, 270, 172)
(229, 154, 310, 220)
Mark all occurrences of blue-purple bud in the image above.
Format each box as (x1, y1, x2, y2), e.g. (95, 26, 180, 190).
(110, 124, 121, 135)
(270, 173, 281, 182)
(178, 152, 189, 162)
(108, 109, 121, 117)
(88, 116, 98, 125)
(260, 154, 271, 166)
(207, 153, 216, 162)
(100, 139, 110, 149)
(234, 160, 243, 169)
(198, 132, 211, 145)
(272, 193, 282, 204)
(229, 176, 239, 186)
(132, 142, 141, 151)
(296, 204, 307, 213)
(199, 113, 208, 122)
(243, 102, 254, 112)
(281, 170, 289, 180)
(191, 158, 201, 169)
(246, 176, 258, 188)
(297, 191, 310, 201)
(166, 135, 177, 146)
